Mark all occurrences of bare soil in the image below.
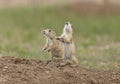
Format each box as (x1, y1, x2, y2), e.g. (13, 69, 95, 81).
(0, 56, 120, 84)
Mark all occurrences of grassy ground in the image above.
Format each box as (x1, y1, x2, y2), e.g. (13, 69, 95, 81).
(0, 6, 120, 70)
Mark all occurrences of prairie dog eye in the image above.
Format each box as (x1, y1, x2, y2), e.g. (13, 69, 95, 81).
(49, 29, 51, 32)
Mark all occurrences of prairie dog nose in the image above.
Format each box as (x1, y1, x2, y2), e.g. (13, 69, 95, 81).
(65, 22, 70, 25)
(65, 22, 68, 25)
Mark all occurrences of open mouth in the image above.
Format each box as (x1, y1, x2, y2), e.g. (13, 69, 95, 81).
(43, 30, 46, 35)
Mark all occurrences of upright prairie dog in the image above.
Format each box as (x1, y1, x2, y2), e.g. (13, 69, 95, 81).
(57, 22, 78, 64)
(42, 29, 64, 60)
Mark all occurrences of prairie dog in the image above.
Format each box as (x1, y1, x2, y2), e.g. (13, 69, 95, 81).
(57, 22, 78, 64)
(42, 29, 64, 60)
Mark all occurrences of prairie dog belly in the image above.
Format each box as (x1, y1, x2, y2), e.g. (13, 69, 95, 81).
(64, 43, 72, 59)
(51, 49, 61, 57)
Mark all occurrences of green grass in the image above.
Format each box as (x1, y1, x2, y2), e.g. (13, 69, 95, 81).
(0, 6, 120, 70)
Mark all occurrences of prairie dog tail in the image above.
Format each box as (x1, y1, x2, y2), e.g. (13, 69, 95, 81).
(72, 55, 79, 64)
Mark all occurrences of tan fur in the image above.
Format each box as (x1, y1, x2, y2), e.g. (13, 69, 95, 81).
(42, 29, 64, 60)
(56, 22, 78, 64)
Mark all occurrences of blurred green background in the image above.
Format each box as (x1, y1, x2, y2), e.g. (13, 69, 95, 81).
(0, 0, 120, 70)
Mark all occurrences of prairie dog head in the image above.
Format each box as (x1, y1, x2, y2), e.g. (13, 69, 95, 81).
(63, 22, 73, 35)
(43, 29, 56, 40)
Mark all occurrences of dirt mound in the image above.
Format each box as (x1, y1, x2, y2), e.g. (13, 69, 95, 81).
(0, 56, 120, 84)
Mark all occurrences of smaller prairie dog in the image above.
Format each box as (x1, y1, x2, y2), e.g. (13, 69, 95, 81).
(57, 22, 78, 64)
(42, 29, 64, 60)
